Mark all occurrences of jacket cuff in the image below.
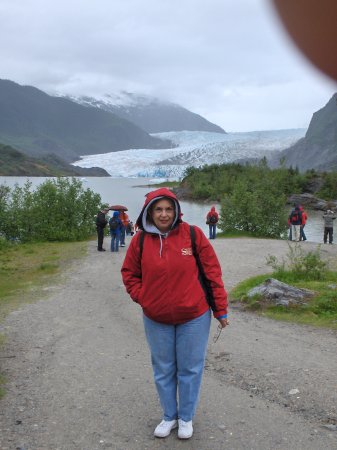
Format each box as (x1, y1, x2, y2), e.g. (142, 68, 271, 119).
(213, 310, 228, 319)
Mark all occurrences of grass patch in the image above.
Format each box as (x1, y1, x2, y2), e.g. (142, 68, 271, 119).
(0, 240, 87, 322)
(0, 373, 6, 399)
(231, 272, 337, 329)
(230, 243, 337, 328)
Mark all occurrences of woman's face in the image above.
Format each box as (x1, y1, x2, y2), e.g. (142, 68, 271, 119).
(151, 198, 175, 233)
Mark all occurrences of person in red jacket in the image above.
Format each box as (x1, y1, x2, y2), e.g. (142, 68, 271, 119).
(299, 206, 308, 241)
(206, 205, 219, 239)
(121, 188, 228, 440)
(119, 210, 129, 247)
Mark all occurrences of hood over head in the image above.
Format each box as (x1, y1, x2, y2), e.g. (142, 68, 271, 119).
(136, 188, 182, 234)
(112, 211, 120, 219)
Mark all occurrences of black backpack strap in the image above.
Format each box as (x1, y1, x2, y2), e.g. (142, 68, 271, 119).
(190, 225, 197, 256)
(189, 225, 217, 312)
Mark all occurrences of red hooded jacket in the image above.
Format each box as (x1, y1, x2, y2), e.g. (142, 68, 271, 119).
(206, 206, 219, 224)
(121, 188, 228, 324)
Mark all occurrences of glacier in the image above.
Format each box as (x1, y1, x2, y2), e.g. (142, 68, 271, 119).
(72, 129, 306, 179)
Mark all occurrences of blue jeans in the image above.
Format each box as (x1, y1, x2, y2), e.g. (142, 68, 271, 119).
(110, 232, 120, 251)
(143, 309, 211, 422)
(209, 224, 216, 239)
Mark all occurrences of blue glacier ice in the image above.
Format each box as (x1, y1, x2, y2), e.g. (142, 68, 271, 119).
(72, 129, 306, 179)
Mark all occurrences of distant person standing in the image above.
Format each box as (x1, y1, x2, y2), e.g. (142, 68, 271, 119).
(119, 210, 129, 247)
(206, 206, 219, 239)
(288, 205, 302, 242)
(109, 211, 123, 252)
(96, 207, 109, 251)
(323, 209, 336, 244)
(299, 206, 308, 241)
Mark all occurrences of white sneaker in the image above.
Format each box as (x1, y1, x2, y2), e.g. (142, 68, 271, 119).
(178, 419, 193, 439)
(154, 419, 178, 438)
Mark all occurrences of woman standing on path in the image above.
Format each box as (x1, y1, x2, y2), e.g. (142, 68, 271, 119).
(206, 206, 219, 239)
(121, 188, 228, 440)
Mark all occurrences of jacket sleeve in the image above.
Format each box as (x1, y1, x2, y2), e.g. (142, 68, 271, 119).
(193, 226, 228, 318)
(121, 233, 143, 303)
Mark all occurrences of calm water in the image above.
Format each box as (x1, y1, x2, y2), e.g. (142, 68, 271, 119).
(0, 176, 326, 243)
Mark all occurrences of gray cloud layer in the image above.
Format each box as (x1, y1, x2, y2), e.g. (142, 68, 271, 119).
(0, 0, 335, 131)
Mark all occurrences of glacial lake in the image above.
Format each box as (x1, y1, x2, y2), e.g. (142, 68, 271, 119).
(0, 176, 326, 243)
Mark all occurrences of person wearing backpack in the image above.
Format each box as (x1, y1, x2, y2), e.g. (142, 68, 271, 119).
(206, 206, 219, 239)
(288, 205, 303, 242)
(121, 188, 228, 440)
(109, 211, 122, 252)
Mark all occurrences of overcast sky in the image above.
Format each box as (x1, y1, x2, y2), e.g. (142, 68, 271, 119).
(0, 0, 336, 132)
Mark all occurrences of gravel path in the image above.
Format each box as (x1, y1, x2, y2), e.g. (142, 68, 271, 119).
(0, 237, 336, 450)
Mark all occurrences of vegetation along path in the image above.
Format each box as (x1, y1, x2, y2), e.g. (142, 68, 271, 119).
(0, 238, 337, 450)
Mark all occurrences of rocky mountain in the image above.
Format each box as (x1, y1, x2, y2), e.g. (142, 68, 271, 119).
(67, 92, 226, 134)
(278, 93, 337, 171)
(0, 143, 109, 176)
(0, 80, 171, 163)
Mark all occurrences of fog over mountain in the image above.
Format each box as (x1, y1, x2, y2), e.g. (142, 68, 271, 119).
(0, 80, 171, 163)
(64, 92, 226, 134)
(1, 79, 335, 179)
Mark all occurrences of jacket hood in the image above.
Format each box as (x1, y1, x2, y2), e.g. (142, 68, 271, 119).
(112, 211, 120, 218)
(211, 206, 216, 212)
(136, 188, 182, 233)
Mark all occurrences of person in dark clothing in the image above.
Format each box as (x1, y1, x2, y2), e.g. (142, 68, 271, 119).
(96, 208, 109, 251)
(323, 209, 336, 244)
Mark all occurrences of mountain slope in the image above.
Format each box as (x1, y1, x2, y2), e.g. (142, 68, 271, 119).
(0, 80, 171, 163)
(69, 92, 226, 134)
(279, 93, 337, 171)
(0, 143, 109, 176)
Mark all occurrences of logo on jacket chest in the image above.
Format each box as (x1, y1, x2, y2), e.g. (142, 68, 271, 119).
(181, 247, 193, 256)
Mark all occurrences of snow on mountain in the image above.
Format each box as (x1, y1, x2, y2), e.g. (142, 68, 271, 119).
(65, 91, 158, 108)
(63, 92, 225, 134)
(72, 129, 306, 179)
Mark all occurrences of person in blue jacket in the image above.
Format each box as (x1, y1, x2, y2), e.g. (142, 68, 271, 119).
(109, 211, 123, 252)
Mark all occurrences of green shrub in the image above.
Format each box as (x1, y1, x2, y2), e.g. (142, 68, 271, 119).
(266, 243, 328, 281)
(0, 178, 102, 243)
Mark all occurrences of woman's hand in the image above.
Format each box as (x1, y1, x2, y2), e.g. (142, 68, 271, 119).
(217, 317, 229, 328)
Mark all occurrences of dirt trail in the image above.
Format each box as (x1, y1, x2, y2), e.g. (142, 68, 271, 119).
(0, 238, 336, 450)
